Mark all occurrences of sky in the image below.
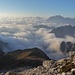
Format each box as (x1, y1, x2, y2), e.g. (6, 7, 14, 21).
(0, 0, 75, 17)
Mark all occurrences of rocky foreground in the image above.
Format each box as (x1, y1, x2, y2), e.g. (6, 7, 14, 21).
(0, 53, 75, 75)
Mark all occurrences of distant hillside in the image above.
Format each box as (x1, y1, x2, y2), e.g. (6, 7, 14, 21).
(47, 15, 75, 26)
(50, 25, 75, 38)
(0, 48, 50, 70)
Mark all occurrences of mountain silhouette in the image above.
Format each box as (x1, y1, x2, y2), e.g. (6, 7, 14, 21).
(50, 25, 75, 38)
(47, 15, 75, 26)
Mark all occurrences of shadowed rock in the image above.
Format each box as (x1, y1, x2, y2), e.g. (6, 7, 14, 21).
(50, 25, 75, 38)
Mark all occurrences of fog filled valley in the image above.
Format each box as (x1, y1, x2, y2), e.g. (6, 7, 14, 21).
(0, 15, 75, 59)
(0, 15, 75, 75)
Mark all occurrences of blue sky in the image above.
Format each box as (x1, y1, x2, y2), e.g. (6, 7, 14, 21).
(0, 0, 75, 17)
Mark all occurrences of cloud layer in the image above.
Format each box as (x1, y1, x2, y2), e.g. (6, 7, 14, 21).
(0, 17, 75, 60)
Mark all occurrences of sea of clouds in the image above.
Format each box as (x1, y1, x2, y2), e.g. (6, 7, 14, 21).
(0, 17, 75, 60)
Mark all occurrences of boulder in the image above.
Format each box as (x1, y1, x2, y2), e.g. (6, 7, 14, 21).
(43, 60, 55, 69)
(71, 68, 75, 75)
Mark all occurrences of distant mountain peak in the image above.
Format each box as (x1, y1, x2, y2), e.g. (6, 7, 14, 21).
(51, 15, 64, 18)
(46, 15, 75, 26)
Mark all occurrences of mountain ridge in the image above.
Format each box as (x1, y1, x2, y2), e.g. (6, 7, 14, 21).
(0, 47, 50, 70)
(50, 25, 75, 38)
(47, 15, 75, 26)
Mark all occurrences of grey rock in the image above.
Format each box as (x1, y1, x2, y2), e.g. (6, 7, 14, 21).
(5, 71, 17, 75)
(43, 60, 55, 69)
(71, 68, 75, 75)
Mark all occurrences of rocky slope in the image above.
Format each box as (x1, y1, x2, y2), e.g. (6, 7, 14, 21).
(0, 53, 75, 75)
(0, 54, 75, 75)
(0, 52, 74, 75)
(18, 53, 75, 75)
(0, 48, 75, 75)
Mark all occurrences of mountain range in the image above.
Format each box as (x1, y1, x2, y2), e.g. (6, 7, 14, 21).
(47, 15, 75, 26)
